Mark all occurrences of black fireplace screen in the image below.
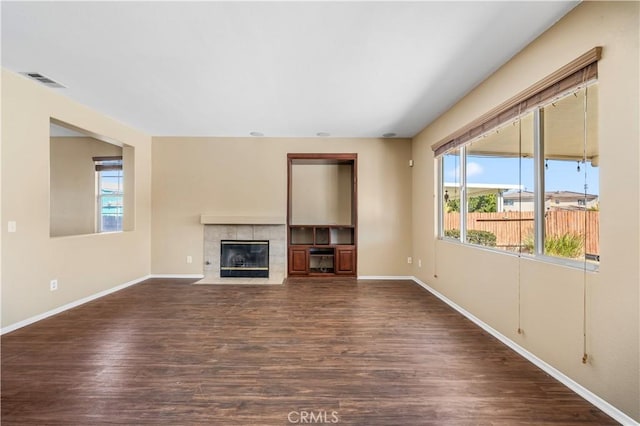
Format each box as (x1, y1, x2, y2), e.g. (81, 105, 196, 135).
(220, 240, 269, 278)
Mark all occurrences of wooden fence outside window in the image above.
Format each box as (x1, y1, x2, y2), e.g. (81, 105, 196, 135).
(444, 211, 599, 256)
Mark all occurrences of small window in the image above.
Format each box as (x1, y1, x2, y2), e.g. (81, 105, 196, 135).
(95, 157, 123, 232)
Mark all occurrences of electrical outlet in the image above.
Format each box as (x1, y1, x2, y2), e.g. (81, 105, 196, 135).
(8, 221, 17, 233)
(407, 256, 413, 264)
(50, 279, 58, 291)
(186, 255, 193, 264)
(418, 259, 422, 268)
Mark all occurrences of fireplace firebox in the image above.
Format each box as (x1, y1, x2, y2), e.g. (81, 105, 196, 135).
(220, 240, 269, 278)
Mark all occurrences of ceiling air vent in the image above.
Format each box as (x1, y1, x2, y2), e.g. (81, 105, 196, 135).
(20, 72, 66, 88)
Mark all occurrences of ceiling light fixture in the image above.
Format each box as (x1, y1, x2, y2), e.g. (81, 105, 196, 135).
(382, 132, 397, 138)
(249, 132, 264, 137)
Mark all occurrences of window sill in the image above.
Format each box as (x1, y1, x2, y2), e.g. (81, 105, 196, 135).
(438, 237, 599, 273)
(50, 230, 125, 240)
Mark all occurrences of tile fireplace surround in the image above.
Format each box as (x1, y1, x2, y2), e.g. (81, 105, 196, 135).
(198, 217, 286, 284)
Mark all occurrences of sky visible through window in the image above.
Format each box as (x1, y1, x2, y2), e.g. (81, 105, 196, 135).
(445, 156, 599, 195)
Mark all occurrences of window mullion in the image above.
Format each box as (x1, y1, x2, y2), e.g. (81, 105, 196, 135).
(96, 172, 102, 232)
(437, 157, 444, 238)
(460, 146, 467, 243)
(533, 107, 545, 255)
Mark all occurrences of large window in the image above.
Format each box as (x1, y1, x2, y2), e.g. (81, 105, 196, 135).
(438, 82, 599, 267)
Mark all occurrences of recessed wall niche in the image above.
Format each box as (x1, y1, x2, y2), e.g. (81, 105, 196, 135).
(49, 119, 135, 237)
(287, 153, 357, 276)
(290, 159, 354, 225)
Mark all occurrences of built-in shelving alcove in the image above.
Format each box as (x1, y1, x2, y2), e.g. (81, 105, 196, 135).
(287, 153, 357, 276)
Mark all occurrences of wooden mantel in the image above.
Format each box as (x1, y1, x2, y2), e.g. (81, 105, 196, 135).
(199, 215, 286, 225)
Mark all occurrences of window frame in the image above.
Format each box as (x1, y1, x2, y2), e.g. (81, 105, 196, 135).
(437, 90, 599, 271)
(95, 157, 124, 233)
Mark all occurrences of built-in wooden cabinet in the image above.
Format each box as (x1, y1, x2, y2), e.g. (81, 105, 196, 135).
(335, 247, 355, 274)
(288, 225, 356, 275)
(287, 154, 357, 277)
(288, 247, 309, 275)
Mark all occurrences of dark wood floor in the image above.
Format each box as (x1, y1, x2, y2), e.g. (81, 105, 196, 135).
(2, 278, 615, 425)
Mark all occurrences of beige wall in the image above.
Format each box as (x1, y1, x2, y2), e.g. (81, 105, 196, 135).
(411, 2, 639, 421)
(50, 136, 122, 237)
(2, 2, 637, 419)
(291, 163, 353, 225)
(152, 137, 412, 277)
(1, 69, 152, 328)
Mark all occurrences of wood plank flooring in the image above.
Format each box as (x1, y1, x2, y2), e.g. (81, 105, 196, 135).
(2, 278, 616, 425)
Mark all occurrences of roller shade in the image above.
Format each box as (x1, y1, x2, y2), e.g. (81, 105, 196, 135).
(432, 47, 601, 157)
(93, 156, 123, 171)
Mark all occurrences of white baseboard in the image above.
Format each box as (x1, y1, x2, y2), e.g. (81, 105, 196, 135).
(358, 275, 414, 280)
(411, 276, 638, 426)
(1, 274, 152, 335)
(149, 274, 205, 279)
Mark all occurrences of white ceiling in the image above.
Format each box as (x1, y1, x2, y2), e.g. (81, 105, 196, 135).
(1, 1, 578, 138)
